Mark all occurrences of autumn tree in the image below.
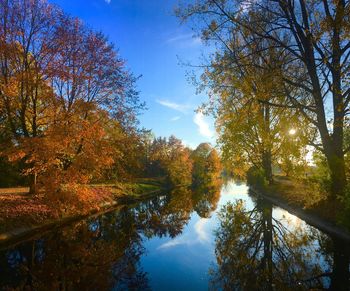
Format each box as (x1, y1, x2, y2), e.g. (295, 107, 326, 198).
(177, 0, 350, 199)
(146, 135, 193, 186)
(191, 143, 222, 187)
(0, 0, 143, 193)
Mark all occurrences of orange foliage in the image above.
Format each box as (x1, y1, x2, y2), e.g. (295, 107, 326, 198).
(0, 0, 143, 200)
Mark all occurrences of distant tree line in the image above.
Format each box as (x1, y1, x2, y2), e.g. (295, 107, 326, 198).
(137, 136, 222, 188)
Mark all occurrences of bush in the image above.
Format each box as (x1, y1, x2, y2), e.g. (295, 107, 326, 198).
(246, 167, 268, 190)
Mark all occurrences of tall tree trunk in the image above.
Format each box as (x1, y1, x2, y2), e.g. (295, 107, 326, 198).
(262, 150, 273, 184)
(262, 103, 273, 184)
(322, 131, 346, 199)
(326, 150, 346, 200)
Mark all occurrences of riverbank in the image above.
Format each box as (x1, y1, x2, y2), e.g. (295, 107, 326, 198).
(0, 178, 166, 247)
(250, 176, 350, 242)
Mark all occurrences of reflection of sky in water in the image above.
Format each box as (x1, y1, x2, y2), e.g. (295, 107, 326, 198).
(141, 182, 242, 290)
(140, 181, 332, 290)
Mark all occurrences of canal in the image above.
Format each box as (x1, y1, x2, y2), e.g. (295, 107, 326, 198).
(0, 181, 349, 290)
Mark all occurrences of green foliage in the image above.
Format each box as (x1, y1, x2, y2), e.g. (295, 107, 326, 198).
(246, 167, 268, 191)
(306, 152, 332, 196)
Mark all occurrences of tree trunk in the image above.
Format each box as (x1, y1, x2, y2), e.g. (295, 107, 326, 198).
(29, 172, 37, 194)
(262, 103, 273, 184)
(326, 151, 346, 200)
(262, 150, 273, 184)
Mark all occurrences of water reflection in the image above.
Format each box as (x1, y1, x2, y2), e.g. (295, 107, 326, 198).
(192, 183, 221, 219)
(210, 193, 350, 291)
(0, 181, 349, 290)
(0, 206, 150, 290)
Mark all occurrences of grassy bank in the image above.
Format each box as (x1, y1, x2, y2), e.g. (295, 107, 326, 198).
(0, 178, 165, 237)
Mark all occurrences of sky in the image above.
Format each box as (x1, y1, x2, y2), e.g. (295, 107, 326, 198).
(50, 0, 215, 149)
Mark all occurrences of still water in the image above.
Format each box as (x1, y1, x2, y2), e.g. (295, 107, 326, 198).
(0, 181, 349, 290)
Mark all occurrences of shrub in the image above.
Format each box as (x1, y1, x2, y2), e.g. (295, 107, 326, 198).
(246, 167, 268, 190)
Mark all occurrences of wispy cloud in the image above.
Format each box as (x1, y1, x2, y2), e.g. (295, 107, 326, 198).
(104, 0, 111, 3)
(166, 33, 202, 47)
(156, 99, 192, 114)
(171, 116, 181, 121)
(193, 112, 213, 138)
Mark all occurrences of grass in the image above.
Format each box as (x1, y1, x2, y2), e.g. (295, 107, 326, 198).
(90, 177, 165, 198)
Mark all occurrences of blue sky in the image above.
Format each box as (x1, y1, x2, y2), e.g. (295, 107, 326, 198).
(50, 0, 215, 149)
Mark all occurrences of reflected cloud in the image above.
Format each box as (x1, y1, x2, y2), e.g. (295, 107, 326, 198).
(194, 218, 210, 242)
(221, 181, 249, 196)
(158, 239, 183, 250)
(157, 218, 211, 250)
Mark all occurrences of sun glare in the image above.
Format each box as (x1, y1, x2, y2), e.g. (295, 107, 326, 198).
(289, 128, 296, 135)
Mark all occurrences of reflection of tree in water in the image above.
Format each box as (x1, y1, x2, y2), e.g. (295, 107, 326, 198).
(0, 209, 150, 290)
(192, 181, 222, 218)
(136, 188, 193, 238)
(0, 188, 197, 290)
(210, 198, 350, 290)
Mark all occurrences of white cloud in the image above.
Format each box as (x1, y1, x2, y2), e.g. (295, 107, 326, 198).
(105, 0, 111, 3)
(156, 99, 192, 114)
(165, 33, 202, 47)
(193, 112, 213, 138)
(171, 116, 181, 121)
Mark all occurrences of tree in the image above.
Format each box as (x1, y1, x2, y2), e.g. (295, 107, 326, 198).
(177, 0, 350, 199)
(190, 33, 308, 182)
(191, 143, 222, 186)
(206, 148, 222, 183)
(191, 143, 213, 186)
(0, 0, 143, 193)
(145, 135, 193, 186)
